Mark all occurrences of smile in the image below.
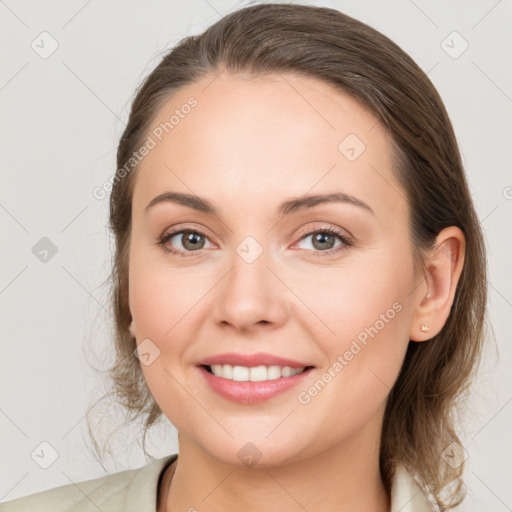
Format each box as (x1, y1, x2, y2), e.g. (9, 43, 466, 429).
(205, 364, 308, 381)
(197, 364, 315, 404)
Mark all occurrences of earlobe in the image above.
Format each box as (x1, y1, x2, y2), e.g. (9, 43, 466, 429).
(409, 226, 465, 342)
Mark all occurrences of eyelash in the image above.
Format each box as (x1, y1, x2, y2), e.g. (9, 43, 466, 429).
(155, 224, 353, 258)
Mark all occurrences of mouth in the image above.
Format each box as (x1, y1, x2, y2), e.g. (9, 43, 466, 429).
(197, 363, 315, 404)
(201, 364, 314, 381)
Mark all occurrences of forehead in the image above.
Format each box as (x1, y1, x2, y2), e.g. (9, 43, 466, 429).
(132, 71, 405, 221)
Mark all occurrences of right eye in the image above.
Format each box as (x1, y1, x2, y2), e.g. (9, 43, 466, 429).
(157, 228, 214, 256)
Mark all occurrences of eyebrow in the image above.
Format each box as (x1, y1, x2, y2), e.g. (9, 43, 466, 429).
(145, 191, 374, 216)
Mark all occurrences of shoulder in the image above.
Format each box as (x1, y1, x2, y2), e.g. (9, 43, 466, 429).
(0, 454, 178, 512)
(391, 464, 442, 512)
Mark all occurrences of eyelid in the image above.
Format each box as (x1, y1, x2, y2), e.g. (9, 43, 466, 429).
(294, 222, 353, 243)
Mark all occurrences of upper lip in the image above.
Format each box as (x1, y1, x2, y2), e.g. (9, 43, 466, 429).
(197, 352, 313, 369)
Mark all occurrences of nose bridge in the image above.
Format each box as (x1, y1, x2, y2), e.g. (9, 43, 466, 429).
(235, 233, 266, 267)
(213, 231, 286, 330)
(228, 232, 272, 303)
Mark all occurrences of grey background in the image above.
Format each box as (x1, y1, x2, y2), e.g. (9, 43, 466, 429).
(1, 0, 511, 510)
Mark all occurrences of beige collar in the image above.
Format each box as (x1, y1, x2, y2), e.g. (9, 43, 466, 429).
(391, 465, 440, 512)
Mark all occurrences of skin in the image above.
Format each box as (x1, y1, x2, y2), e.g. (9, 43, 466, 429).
(127, 70, 465, 512)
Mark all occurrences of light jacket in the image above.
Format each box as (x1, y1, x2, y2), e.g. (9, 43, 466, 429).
(0, 453, 441, 511)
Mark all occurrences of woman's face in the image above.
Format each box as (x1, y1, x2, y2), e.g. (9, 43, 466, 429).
(128, 71, 424, 466)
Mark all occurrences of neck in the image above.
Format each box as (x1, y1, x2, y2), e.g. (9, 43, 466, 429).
(163, 422, 390, 512)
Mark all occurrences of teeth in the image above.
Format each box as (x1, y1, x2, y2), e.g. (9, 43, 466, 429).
(209, 364, 305, 381)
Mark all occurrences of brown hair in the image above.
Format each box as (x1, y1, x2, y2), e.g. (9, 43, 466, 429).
(87, 2, 487, 508)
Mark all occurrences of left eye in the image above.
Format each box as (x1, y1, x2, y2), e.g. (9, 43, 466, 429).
(296, 230, 345, 251)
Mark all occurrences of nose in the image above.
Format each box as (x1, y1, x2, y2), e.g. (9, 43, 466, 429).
(212, 242, 288, 334)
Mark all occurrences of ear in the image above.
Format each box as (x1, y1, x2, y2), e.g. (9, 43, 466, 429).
(409, 226, 465, 342)
(128, 294, 136, 338)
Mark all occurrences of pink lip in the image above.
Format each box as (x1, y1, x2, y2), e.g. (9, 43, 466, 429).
(197, 365, 314, 404)
(197, 352, 312, 369)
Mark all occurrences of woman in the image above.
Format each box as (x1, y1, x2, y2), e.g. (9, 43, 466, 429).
(1, 2, 487, 511)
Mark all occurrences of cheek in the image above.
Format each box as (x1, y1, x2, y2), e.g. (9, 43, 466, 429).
(292, 251, 412, 344)
(297, 253, 413, 419)
(128, 242, 208, 341)
(128, 253, 206, 428)
(292, 296, 410, 448)
(128, 247, 218, 407)
(129, 270, 184, 338)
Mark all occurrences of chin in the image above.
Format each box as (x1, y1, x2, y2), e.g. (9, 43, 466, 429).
(193, 434, 310, 470)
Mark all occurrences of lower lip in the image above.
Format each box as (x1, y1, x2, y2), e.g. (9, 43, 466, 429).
(197, 366, 314, 404)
